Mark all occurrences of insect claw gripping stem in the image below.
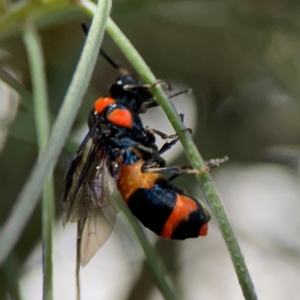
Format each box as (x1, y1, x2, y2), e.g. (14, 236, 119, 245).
(141, 158, 229, 177)
(151, 157, 230, 177)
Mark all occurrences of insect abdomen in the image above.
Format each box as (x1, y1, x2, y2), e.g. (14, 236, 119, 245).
(127, 179, 210, 239)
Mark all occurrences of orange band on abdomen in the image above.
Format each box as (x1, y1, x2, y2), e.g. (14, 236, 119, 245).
(161, 194, 198, 238)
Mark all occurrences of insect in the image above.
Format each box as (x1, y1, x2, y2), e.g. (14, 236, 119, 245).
(63, 90, 215, 265)
(63, 22, 227, 299)
(63, 70, 226, 252)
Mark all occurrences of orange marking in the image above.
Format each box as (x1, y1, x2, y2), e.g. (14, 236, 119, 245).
(199, 223, 208, 236)
(117, 160, 162, 202)
(107, 108, 133, 128)
(161, 195, 198, 238)
(94, 97, 116, 113)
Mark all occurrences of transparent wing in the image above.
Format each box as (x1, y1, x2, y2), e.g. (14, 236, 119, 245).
(63, 132, 118, 265)
(63, 135, 96, 225)
(80, 208, 117, 266)
(63, 136, 117, 224)
(79, 158, 118, 265)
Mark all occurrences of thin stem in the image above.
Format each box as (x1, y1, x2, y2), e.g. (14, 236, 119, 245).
(23, 21, 54, 300)
(0, 0, 112, 266)
(23, 22, 49, 154)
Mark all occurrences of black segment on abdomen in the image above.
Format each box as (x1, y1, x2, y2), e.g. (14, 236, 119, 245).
(127, 179, 177, 235)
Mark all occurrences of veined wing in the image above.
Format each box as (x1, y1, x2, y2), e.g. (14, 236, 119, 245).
(63, 127, 117, 218)
(80, 207, 117, 266)
(63, 133, 91, 224)
(79, 156, 118, 265)
(63, 130, 118, 264)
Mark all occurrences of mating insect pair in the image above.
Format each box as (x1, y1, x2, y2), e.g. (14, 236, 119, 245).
(63, 24, 227, 270)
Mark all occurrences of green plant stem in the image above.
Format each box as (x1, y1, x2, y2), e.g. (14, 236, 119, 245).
(80, 2, 257, 299)
(23, 21, 54, 300)
(0, 0, 112, 266)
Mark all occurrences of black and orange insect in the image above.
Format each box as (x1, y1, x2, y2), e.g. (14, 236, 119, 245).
(63, 90, 222, 263)
(63, 22, 227, 299)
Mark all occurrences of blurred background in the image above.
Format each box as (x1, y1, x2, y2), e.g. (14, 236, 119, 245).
(1, 0, 300, 299)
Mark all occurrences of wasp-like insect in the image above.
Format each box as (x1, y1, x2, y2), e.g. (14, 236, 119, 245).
(62, 22, 227, 299)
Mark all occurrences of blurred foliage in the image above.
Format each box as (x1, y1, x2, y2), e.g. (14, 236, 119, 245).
(1, 0, 300, 299)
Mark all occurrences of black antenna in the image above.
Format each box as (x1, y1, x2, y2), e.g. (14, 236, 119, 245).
(99, 48, 121, 70)
(81, 21, 89, 37)
(81, 21, 125, 72)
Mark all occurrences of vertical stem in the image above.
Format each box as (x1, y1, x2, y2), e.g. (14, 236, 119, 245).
(23, 21, 54, 300)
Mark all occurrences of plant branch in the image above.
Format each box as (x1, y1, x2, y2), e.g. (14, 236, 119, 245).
(23, 21, 55, 300)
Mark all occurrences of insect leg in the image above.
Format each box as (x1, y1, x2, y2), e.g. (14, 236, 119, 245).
(142, 163, 199, 175)
(123, 79, 172, 92)
(145, 126, 192, 140)
(139, 98, 159, 112)
(167, 157, 229, 181)
(138, 90, 192, 112)
(158, 139, 179, 156)
(144, 125, 192, 155)
(168, 88, 192, 100)
(142, 157, 229, 178)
